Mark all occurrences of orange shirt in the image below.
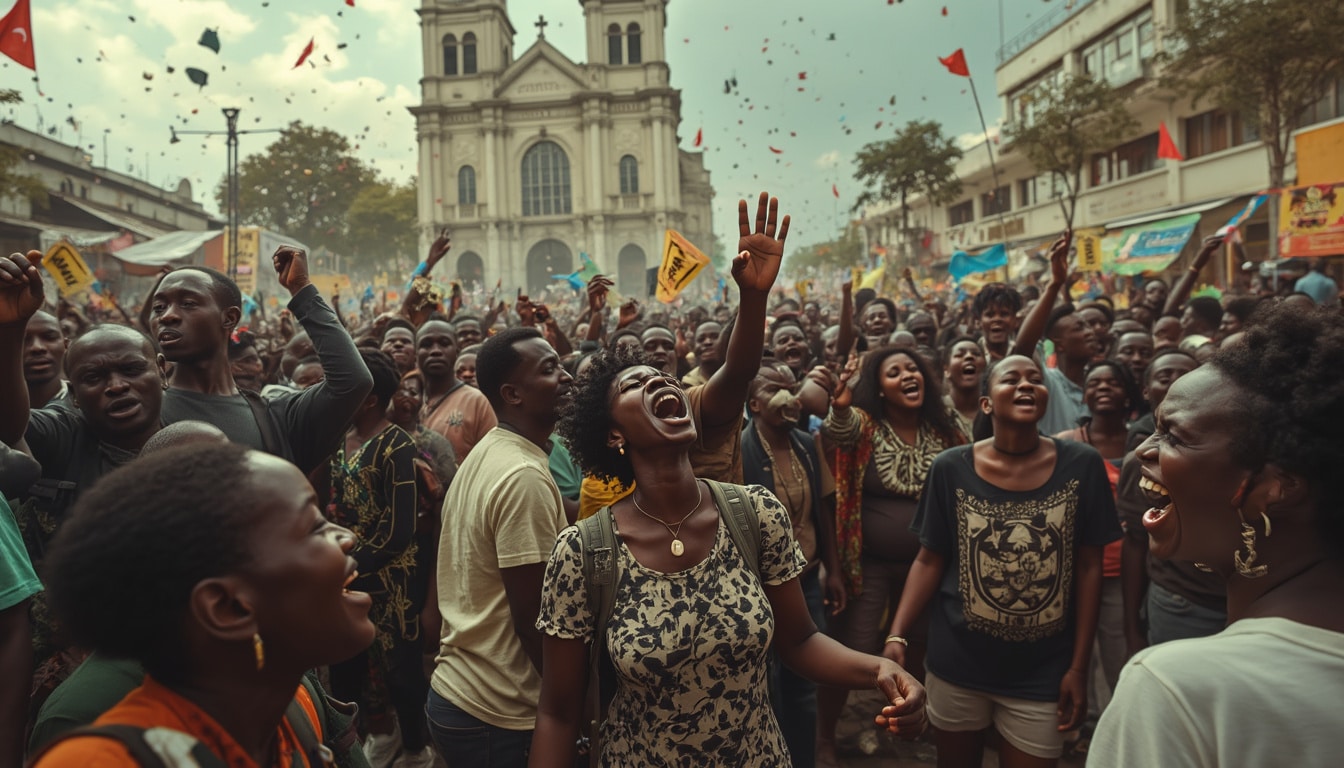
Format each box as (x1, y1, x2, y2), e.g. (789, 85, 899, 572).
(34, 676, 323, 768)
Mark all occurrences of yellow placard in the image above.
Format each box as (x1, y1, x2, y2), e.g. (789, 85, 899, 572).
(42, 242, 95, 297)
(309, 273, 353, 299)
(794, 280, 809, 302)
(859, 265, 885, 290)
(655, 229, 709, 303)
(223, 227, 263, 294)
(1075, 230, 1104, 272)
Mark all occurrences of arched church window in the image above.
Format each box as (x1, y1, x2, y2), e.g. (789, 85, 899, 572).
(619, 155, 639, 195)
(607, 24, 622, 65)
(627, 23, 642, 64)
(458, 166, 477, 205)
(442, 34, 457, 76)
(462, 32, 477, 74)
(521, 141, 572, 216)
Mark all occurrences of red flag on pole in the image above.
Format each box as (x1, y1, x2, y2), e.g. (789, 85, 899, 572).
(1157, 121, 1184, 161)
(0, 0, 35, 71)
(693, 128, 703, 147)
(938, 48, 969, 77)
(292, 37, 315, 69)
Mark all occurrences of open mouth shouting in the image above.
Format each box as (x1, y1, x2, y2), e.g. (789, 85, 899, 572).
(651, 386, 690, 422)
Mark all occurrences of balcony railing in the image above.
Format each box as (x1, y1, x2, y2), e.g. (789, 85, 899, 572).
(997, 0, 1098, 66)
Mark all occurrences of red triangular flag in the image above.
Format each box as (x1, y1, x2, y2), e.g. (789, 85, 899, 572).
(0, 0, 36, 71)
(938, 48, 970, 78)
(346, 0, 355, 5)
(1157, 121, 1184, 161)
(693, 128, 703, 147)
(292, 37, 315, 69)
(832, 184, 839, 199)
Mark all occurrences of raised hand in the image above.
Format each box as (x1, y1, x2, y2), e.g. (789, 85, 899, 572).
(1192, 234, 1225, 271)
(0, 250, 44, 326)
(429, 228, 452, 264)
(273, 246, 312, 296)
(617, 298, 640, 329)
(733, 192, 791, 295)
(832, 352, 860, 409)
(1048, 230, 1072, 287)
(516, 295, 537, 325)
(587, 274, 613, 314)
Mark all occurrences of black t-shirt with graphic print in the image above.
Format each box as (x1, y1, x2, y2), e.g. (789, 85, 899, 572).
(913, 439, 1122, 702)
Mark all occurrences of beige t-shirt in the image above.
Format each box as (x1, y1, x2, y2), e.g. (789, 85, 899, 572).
(431, 427, 566, 730)
(422, 383, 497, 463)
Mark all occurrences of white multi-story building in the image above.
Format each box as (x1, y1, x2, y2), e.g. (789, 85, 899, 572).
(864, 0, 1344, 286)
(410, 0, 714, 296)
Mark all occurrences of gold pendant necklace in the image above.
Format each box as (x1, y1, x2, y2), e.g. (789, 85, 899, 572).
(631, 481, 704, 556)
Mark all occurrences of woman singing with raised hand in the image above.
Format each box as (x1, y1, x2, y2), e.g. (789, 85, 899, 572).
(528, 193, 927, 768)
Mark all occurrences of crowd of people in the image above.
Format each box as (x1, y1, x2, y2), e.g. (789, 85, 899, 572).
(0, 189, 1341, 768)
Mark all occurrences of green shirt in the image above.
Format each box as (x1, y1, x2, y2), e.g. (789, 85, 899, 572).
(0, 495, 40, 612)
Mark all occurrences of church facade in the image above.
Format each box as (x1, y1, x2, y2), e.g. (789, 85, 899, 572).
(411, 0, 714, 297)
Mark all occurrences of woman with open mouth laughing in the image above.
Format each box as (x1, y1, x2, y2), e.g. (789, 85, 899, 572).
(1090, 304, 1344, 767)
(817, 344, 969, 767)
(529, 345, 926, 767)
(32, 443, 376, 767)
(885, 354, 1121, 768)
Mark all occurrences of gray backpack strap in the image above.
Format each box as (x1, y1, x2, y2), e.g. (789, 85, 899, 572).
(708, 480, 760, 576)
(576, 506, 617, 768)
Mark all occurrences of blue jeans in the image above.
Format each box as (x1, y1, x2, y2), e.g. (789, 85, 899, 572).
(769, 568, 825, 768)
(425, 688, 531, 768)
(1146, 582, 1226, 646)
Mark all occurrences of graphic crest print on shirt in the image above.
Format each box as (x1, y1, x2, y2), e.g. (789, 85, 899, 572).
(954, 481, 1077, 642)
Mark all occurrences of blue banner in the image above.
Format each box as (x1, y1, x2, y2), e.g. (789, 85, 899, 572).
(949, 243, 1007, 281)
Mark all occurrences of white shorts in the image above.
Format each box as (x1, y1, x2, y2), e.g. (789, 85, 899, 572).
(925, 669, 1064, 759)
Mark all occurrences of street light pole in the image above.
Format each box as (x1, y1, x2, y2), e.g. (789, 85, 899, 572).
(169, 109, 283, 282)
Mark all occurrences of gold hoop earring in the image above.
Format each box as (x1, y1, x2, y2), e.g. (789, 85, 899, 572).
(618, 444, 625, 456)
(253, 633, 265, 671)
(1260, 511, 1272, 538)
(1233, 521, 1268, 579)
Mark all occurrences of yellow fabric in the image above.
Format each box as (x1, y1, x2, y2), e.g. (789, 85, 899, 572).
(577, 476, 635, 521)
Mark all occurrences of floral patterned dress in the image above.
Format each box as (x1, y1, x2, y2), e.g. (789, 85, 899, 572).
(537, 485, 807, 767)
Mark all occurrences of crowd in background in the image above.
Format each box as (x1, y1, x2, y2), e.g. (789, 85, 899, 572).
(1, 191, 1342, 768)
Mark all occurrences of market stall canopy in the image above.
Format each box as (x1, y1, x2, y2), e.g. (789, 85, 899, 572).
(111, 230, 221, 276)
(1104, 196, 1237, 230)
(62, 198, 173, 239)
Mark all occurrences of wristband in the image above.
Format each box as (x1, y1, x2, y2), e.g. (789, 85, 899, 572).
(412, 261, 430, 278)
(884, 635, 909, 647)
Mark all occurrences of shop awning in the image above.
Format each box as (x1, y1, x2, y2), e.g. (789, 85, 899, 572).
(62, 198, 173, 239)
(111, 230, 221, 275)
(1104, 196, 1238, 230)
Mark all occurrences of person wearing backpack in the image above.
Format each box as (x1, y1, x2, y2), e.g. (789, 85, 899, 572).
(529, 346, 927, 767)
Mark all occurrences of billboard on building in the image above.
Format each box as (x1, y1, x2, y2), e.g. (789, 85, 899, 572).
(1278, 183, 1344, 259)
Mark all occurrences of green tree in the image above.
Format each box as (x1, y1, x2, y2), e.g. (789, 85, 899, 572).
(784, 223, 864, 275)
(1159, 0, 1344, 253)
(853, 120, 963, 256)
(0, 90, 48, 210)
(346, 178, 418, 267)
(219, 121, 377, 254)
(1003, 74, 1138, 229)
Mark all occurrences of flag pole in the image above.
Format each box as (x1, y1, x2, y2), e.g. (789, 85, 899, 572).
(966, 74, 1011, 257)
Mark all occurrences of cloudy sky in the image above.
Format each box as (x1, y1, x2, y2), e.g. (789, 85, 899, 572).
(2, 0, 1068, 251)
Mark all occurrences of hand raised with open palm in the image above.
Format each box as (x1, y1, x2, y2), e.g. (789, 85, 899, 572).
(732, 192, 791, 295)
(0, 250, 44, 327)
